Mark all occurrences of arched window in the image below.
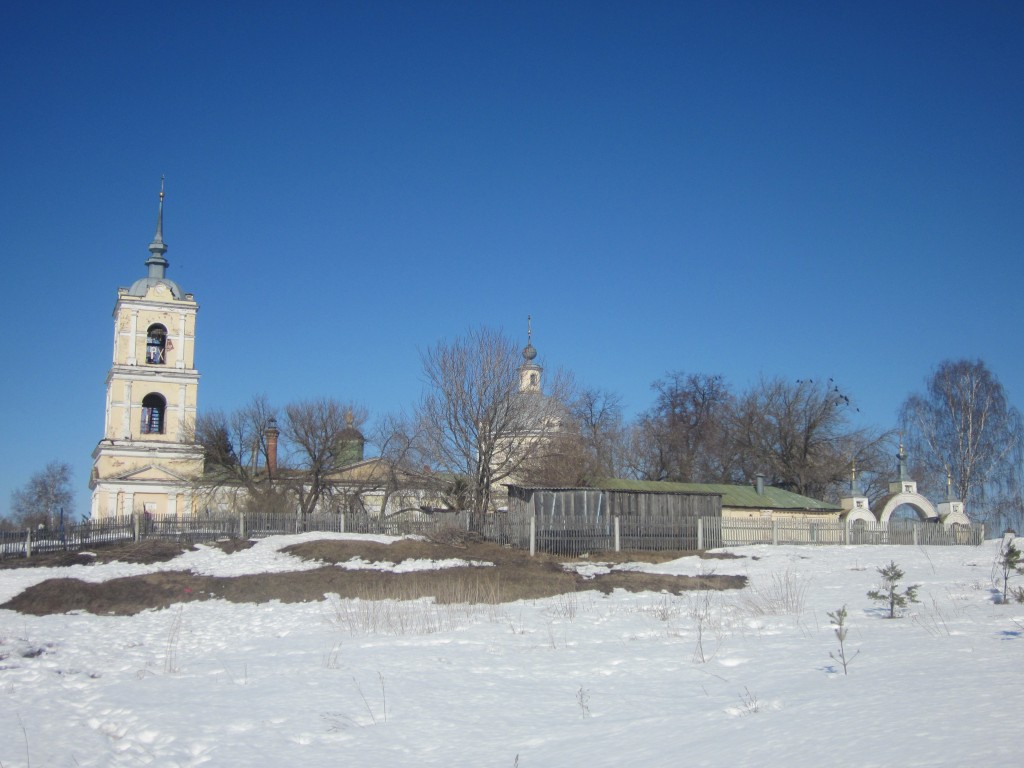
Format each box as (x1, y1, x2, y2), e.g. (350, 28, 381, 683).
(141, 393, 167, 434)
(146, 324, 168, 364)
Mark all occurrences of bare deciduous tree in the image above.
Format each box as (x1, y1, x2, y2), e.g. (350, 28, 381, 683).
(415, 326, 570, 528)
(189, 395, 286, 514)
(334, 412, 439, 520)
(626, 373, 891, 501)
(901, 359, 1023, 529)
(730, 377, 891, 502)
(9, 461, 74, 529)
(519, 423, 598, 487)
(569, 387, 627, 479)
(282, 398, 368, 516)
(628, 372, 734, 482)
(191, 396, 368, 516)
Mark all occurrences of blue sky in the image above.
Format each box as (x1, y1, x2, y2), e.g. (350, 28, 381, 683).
(2, 1, 1022, 518)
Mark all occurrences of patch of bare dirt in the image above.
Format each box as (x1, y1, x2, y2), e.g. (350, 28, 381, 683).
(0, 537, 747, 616)
(0, 551, 97, 569)
(282, 537, 565, 569)
(208, 538, 257, 555)
(0, 539, 193, 569)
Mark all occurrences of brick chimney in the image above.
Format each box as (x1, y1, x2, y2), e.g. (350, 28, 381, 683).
(265, 417, 279, 478)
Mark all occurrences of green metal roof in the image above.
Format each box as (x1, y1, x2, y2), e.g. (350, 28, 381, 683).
(595, 478, 840, 512)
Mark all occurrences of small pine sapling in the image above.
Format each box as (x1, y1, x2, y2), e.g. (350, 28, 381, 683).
(997, 542, 1023, 604)
(867, 560, 919, 618)
(827, 605, 859, 675)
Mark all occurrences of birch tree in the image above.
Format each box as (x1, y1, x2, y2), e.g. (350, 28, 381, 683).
(901, 359, 1023, 529)
(8, 461, 74, 529)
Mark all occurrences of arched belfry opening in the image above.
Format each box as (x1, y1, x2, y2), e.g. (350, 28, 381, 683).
(141, 392, 167, 435)
(146, 324, 168, 364)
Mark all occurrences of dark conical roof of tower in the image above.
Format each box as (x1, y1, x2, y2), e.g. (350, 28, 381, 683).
(128, 178, 184, 299)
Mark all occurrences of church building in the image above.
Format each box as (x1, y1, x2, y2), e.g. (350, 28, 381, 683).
(91, 187, 967, 532)
(89, 182, 204, 520)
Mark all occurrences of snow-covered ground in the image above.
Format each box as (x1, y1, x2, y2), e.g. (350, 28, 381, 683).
(1, 534, 1021, 767)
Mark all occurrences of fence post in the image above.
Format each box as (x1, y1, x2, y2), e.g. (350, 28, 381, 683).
(239, 511, 246, 540)
(25, 528, 32, 558)
(697, 517, 704, 550)
(843, 521, 849, 546)
(134, 513, 142, 543)
(339, 510, 345, 534)
(913, 524, 919, 546)
(772, 520, 778, 546)
(529, 514, 536, 557)
(614, 515, 621, 552)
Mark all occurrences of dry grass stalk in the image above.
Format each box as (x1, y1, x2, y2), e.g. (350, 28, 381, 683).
(741, 569, 809, 616)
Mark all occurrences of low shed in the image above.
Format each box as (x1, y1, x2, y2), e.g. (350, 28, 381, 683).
(598, 478, 840, 521)
(507, 485, 721, 518)
(505, 485, 722, 553)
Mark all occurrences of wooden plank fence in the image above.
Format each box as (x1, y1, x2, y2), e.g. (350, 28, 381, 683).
(720, 518, 850, 546)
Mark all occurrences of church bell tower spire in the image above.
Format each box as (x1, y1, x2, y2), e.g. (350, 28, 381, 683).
(145, 176, 169, 279)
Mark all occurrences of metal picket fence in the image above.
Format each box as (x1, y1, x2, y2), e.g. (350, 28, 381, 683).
(1, 516, 136, 559)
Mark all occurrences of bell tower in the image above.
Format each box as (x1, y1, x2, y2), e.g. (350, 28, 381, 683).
(89, 181, 204, 519)
(519, 315, 542, 393)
